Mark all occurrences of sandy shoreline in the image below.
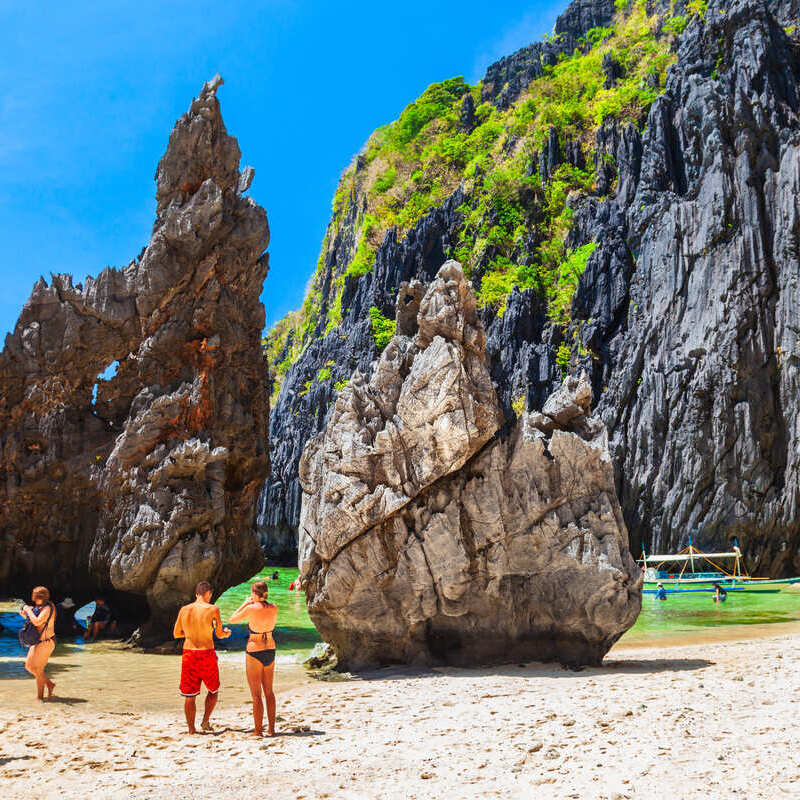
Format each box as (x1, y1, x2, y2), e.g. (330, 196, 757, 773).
(2, 633, 799, 799)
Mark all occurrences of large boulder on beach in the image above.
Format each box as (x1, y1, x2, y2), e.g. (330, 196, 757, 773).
(0, 76, 269, 635)
(298, 262, 641, 669)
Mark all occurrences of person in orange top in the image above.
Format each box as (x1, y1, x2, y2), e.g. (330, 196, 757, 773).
(173, 581, 231, 734)
(20, 586, 57, 700)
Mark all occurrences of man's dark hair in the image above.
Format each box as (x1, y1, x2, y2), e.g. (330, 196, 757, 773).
(195, 581, 213, 597)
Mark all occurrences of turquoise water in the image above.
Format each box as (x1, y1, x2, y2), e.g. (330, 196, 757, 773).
(3, 572, 799, 669)
(220, 570, 800, 654)
(619, 587, 800, 646)
(217, 567, 321, 657)
(0, 568, 321, 669)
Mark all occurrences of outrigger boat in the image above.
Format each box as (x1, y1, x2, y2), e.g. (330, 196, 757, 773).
(640, 542, 800, 595)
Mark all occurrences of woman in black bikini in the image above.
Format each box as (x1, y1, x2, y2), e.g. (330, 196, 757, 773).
(229, 580, 278, 737)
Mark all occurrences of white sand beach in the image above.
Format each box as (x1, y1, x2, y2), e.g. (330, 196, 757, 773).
(2, 630, 799, 800)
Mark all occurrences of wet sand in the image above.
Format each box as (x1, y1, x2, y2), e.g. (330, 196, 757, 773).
(0, 637, 310, 714)
(2, 630, 799, 799)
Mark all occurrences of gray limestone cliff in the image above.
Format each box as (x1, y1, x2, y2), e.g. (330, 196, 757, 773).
(584, 0, 800, 573)
(298, 263, 641, 669)
(0, 76, 270, 634)
(263, 0, 800, 578)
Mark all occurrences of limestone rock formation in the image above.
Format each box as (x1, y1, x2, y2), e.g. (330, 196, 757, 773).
(0, 76, 270, 633)
(298, 263, 641, 669)
(264, 0, 800, 578)
(258, 189, 466, 563)
(579, 0, 800, 572)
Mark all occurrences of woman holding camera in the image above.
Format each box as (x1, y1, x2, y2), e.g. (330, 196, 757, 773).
(20, 585, 57, 700)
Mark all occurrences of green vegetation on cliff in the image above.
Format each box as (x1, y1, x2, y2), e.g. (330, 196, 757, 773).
(368, 306, 396, 351)
(266, 0, 677, 392)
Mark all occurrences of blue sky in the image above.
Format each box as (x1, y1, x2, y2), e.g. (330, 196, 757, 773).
(0, 0, 562, 340)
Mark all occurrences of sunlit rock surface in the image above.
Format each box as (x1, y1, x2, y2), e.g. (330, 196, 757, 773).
(0, 76, 269, 634)
(299, 263, 640, 669)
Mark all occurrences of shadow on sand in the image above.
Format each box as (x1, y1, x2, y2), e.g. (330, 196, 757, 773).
(352, 657, 714, 683)
(197, 726, 326, 738)
(0, 756, 32, 766)
(275, 728, 326, 737)
(596, 658, 713, 674)
(0, 657, 80, 681)
(41, 695, 88, 705)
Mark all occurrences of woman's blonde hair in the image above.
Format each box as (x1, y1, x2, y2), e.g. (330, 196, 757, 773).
(251, 580, 269, 599)
(32, 586, 50, 603)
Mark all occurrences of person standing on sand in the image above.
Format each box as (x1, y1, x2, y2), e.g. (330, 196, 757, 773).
(173, 581, 231, 734)
(229, 580, 278, 737)
(20, 586, 57, 700)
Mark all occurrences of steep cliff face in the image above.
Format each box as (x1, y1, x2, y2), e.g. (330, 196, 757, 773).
(264, 0, 800, 577)
(260, 0, 666, 556)
(299, 263, 640, 668)
(0, 77, 270, 632)
(590, 0, 800, 572)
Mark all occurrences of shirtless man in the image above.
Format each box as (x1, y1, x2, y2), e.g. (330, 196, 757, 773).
(173, 581, 231, 734)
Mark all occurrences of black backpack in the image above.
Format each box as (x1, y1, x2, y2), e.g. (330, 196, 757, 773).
(19, 603, 54, 648)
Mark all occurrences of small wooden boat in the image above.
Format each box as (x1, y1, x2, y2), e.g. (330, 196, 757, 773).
(640, 543, 800, 594)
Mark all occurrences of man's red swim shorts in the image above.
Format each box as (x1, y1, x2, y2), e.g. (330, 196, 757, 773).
(179, 648, 220, 697)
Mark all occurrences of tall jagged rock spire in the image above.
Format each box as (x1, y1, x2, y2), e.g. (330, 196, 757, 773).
(155, 74, 242, 216)
(0, 78, 270, 636)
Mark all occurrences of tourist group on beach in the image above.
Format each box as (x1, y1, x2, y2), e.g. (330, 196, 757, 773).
(19, 578, 283, 738)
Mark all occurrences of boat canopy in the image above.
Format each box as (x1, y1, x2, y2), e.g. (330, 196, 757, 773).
(638, 551, 740, 562)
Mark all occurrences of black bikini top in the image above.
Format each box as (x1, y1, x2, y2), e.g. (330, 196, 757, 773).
(248, 600, 273, 639)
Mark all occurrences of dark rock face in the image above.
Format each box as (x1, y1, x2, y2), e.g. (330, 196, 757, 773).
(258, 319, 376, 563)
(257, 190, 465, 559)
(0, 76, 270, 631)
(584, 0, 800, 574)
(265, 0, 800, 579)
(299, 264, 641, 669)
(554, 0, 617, 47)
(481, 0, 616, 108)
(540, 127, 563, 185)
(458, 92, 477, 133)
(602, 53, 624, 89)
(481, 288, 563, 424)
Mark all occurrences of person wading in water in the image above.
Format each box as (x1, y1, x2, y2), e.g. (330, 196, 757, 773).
(229, 580, 278, 737)
(173, 581, 231, 734)
(20, 586, 57, 700)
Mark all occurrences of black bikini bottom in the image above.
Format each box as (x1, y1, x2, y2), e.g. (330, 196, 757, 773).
(247, 648, 275, 667)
